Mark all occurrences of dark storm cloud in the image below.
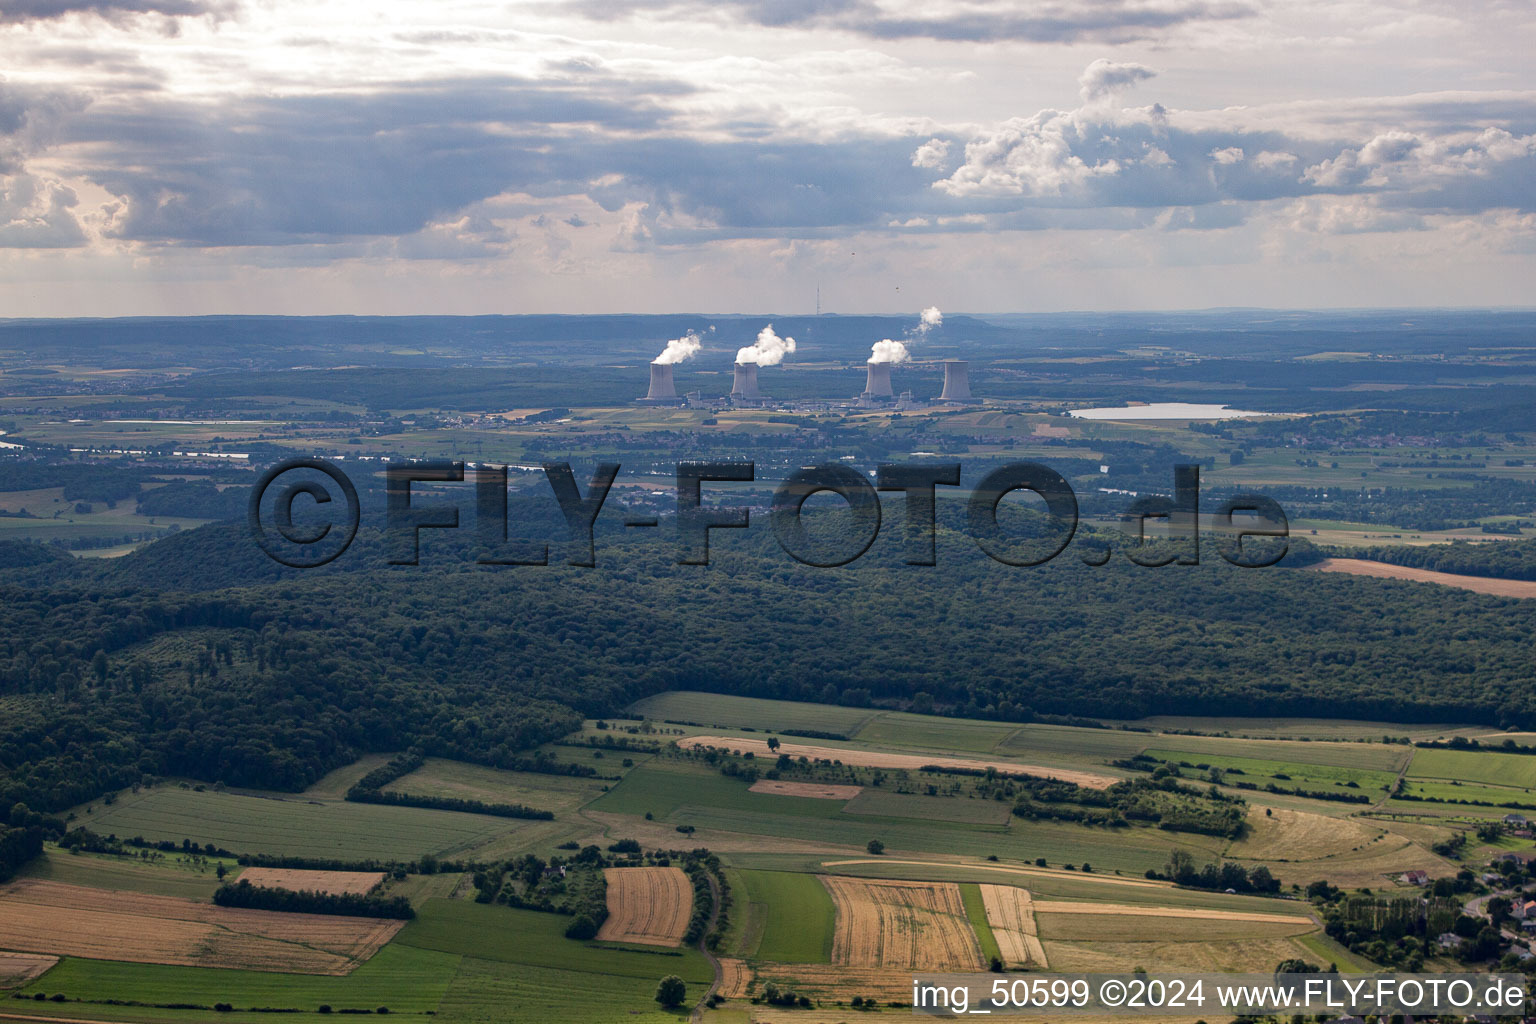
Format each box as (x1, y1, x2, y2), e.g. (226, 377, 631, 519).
(565, 0, 1254, 43)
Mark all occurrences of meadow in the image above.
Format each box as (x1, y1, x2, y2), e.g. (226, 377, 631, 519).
(736, 870, 836, 963)
(20, 944, 459, 1018)
(1409, 747, 1536, 788)
(79, 786, 522, 860)
(398, 900, 712, 982)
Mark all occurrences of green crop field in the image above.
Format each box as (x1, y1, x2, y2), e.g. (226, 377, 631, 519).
(960, 882, 1002, 966)
(396, 900, 713, 984)
(21, 846, 239, 900)
(1142, 749, 1400, 792)
(433, 956, 692, 1024)
(1146, 735, 1409, 771)
(738, 870, 835, 963)
(842, 788, 1013, 824)
(20, 945, 459, 1020)
(629, 692, 879, 736)
(1409, 748, 1536, 788)
(385, 758, 614, 815)
(588, 760, 848, 822)
(79, 786, 524, 860)
(852, 716, 1019, 754)
(1398, 779, 1536, 807)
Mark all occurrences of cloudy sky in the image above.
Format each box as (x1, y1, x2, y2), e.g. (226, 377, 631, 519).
(1, 0, 1532, 315)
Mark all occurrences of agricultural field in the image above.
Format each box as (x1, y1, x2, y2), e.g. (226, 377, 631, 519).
(978, 884, 1047, 968)
(384, 757, 617, 815)
(0, 878, 401, 974)
(596, 867, 692, 946)
(822, 876, 981, 971)
(677, 735, 1118, 787)
(239, 868, 386, 896)
(21, 846, 238, 900)
(78, 785, 525, 860)
(17, 944, 459, 1023)
(15, 693, 1536, 1020)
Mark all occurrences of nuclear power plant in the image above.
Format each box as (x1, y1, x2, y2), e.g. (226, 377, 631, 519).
(635, 353, 980, 407)
(938, 359, 978, 403)
(636, 361, 684, 405)
(731, 362, 765, 403)
(862, 361, 895, 399)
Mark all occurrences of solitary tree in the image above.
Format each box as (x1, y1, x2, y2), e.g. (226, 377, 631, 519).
(866, 839, 884, 856)
(655, 975, 687, 1008)
(766, 737, 780, 752)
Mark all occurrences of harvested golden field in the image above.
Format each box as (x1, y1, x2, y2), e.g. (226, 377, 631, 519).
(1029, 900, 1311, 925)
(0, 952, 57, 987)
(1227, 807, 1383, 861)
(719, 958, 755, 999)
(1043, 937, 1314, 974)
(1225, 810, 1449, 887)
(680, 737, 1117, 788)
(0, 879, 401, 975)
(749, 964, 923, 1004)
(596, 866, 692, 946)
(979, 884, 1046, 968)
(748, 779, 862, 800)
(1036, 913, 1314, 943)
(823, 876, 981, 971)
(237, 868, 385, 896)
(1308, 558, 1536, 598)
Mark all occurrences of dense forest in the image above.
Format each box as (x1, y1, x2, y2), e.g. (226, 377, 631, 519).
(1, 505, 1534, 816)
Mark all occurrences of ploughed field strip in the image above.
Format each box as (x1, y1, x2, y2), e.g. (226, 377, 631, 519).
(979, 884, 1047, 968)
(0, 952, 58, 988)
(822, 876, 982, 971)
(678, 736, 1118, 788)
(237, 868, 386, 896)
(596, 866, 693, 946)
(0, 879, 402, 975)
(748, 779, 863, 800)
(1308, 557, 1536, 598)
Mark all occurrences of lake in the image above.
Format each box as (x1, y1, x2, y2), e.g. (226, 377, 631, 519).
(1068, 403, 1276, 420)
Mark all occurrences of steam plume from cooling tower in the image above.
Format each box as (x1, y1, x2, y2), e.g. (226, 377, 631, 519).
(654, 329, 704, 365)
(867, 305, 943, 364)
(735, 324, 796, 366)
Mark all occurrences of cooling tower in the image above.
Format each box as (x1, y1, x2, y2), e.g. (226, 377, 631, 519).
(731, 362, 763, 401)
(646, 362, 677, 401)
(863, 361, 895, 398)
(635, 361, 684, 405)
(939, 359, 976, 402)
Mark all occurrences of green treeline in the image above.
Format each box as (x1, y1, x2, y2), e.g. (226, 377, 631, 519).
(212, 879, 415, 919)
(1338, 537, 1536, 581)
(346, 788, 554, 820)
(0, 826, 44, 882)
